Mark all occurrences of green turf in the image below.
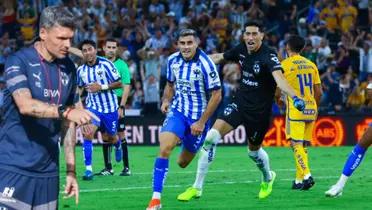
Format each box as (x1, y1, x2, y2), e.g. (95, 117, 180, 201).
(59, 146, 372, 210)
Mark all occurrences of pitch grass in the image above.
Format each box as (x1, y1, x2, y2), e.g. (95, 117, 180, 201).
(59, 146, 372, 210)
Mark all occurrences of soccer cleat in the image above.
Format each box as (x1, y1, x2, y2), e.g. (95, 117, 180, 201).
(301, 176, 315, 190)
(82, 170, 94, 181)
(95, 168, 114, 176)
(115, 144, 122, 162)
(258, 171, 276, 199)
(120, 167, 131, 176)
(177, 187, 202, 201)
(292, 181, 303, 190)
(146, 199, 161, 210)
(325, 184, 343, 197)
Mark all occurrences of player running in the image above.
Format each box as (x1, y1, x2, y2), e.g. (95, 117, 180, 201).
(177, 21, 305, 201)
(76, 40, 122, 180)
(146, 29, 222, 210)
(278, 35, 322, 190)
(325, 83, 372, 197)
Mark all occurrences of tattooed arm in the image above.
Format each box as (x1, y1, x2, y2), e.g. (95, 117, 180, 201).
(12, 88, 60, 118)
(12, 88, 96, 125)
(61, 120, 79, 204)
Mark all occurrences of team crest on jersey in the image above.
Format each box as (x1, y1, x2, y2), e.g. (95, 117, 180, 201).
(224, 106, 233, 116)
(253, 62, 260, 74)
(171, 62, 181, 73)
(193, 68, 201, 78)
(97, 70, 104, 78)
(61, 72, 69, 86)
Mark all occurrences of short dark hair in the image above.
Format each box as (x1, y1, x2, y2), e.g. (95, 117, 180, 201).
(286, 35, 306, 53)
(39, 6, 76, 30)
(79, 39, 96, 50)
(177, 29, 197, 40)
(105, 38, 118, 45)
(244, 21, 264, 32)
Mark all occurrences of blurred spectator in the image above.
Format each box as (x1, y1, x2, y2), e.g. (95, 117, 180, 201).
(142, 74, 160, 115)
(320, 64, 343, 112)
(1, 0, 17, 38)
(316, 38, 332, 72)
(337, 0, 358, 33)
(209, 10, 228, 41)
(0, 76, 4, 109)
(138, 47, 161, 81)
(131, 80, 144, 109)
(320, 2, 339, 32)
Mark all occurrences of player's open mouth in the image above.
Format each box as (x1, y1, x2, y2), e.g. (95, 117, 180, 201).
(247, 41, 255, 46)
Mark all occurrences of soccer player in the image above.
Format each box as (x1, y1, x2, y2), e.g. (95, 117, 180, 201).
(279, 35, 322, 190)
(325, 83, 372, 197)
(0, 6, 96, 209)
(101, 38, 132, 176)
(177, 21, 305, 201)
(146, 29, 222, 210)
(77, 39, 122, 180)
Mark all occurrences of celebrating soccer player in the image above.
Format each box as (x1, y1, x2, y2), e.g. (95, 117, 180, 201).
(76, 40, 122, 180)
(0, 6, 97, 208)
(325, 83, 372, 197)
(178, 21, 305, 201)
(146, 29, 222, 210)
(278, 35, 322, 190)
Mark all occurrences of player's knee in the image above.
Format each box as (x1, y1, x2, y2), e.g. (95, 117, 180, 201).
(83, 132, 94, 140)
(205, 128, 221, 144)
(177, 159, 190, 168)
(248, 144, 260, 151)
(159, 146, 173, 158)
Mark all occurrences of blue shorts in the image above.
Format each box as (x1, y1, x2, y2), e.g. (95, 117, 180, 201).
(88, 108, 118, 136)
(0, 169, 58, 210)
(161, 110, 210, 153)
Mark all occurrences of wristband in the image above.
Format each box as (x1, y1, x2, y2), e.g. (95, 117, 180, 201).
(101, 84, 109, 90)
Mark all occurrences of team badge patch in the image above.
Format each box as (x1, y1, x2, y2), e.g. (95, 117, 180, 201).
(253, 63, 260, 74)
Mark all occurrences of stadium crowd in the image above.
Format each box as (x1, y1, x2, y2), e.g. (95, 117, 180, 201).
(0, 0, 371, 114)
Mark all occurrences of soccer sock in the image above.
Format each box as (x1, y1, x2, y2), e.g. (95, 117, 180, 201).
(152, 157, 169, 199)
(121, 138, 129, 168)
(248, 148, 272, 182)
(83, 139, 93, 171)
(102, 143, 112, 170)
(292, 143, 310, 180)
(193, 144, 217, 189)
(303, 146, 311, 179)
(341, 144, 367, 178)
(114, 139, 122, 150)
(295, 160, 304, 183)
(202, 128, 221, 150)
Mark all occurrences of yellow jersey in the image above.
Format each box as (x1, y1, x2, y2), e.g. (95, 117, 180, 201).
(282, 55, 321, 121)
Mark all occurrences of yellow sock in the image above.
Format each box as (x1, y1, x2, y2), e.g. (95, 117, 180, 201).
(293, 144, 310, 181)
(303, 147, 311, 178)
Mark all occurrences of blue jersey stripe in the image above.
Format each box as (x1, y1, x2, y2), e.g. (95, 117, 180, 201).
(194, 80, 203, 119)
(102, 64, 115, 82)
(186, 61, 193, 119)
(178, 60, 185, 115)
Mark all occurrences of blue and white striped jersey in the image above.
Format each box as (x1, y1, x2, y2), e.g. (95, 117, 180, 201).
(167, 48, 221, 120)
(77, 56, 120, 113)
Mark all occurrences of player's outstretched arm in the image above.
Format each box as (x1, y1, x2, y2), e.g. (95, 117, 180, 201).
(68, 47, 83, 59)
(209, 53, 225, 64)
(272, 71, 305, 111)
(62, 120, 79, 204)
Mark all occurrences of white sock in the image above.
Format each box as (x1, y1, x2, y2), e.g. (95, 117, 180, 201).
(193, 144, 217, 189)
(86, 165, 92, 171)
(336, 174, 349, 187)
(248, 148, 272, 182)
(304, 173, 312, 180)
(152, 192, 161, 199)
(193, 128, 221, 189)
(202, 128, 221, 150)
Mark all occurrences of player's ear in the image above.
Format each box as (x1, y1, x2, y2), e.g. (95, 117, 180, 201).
(39, 27, 48, 41)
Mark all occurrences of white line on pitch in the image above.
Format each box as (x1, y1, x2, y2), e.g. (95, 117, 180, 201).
(73, 175, 342, 193)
